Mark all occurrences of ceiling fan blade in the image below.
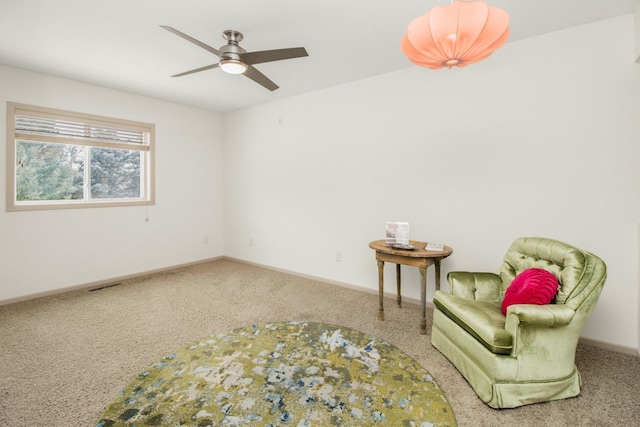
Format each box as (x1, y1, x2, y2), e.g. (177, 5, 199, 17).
(171, 63, 219, 77)
(243, 65, 279, 91)
(160, 25, 220, 56)
(240, 47, 308, 65)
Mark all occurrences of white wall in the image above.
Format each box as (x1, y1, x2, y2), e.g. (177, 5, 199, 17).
(635, 0, 640, 62)
(636, 1, 640, 357)
(223, 15, 640, 350)
(0, 65, 224, 301)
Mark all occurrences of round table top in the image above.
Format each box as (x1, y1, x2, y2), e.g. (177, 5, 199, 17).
(369, 240, 453, 258)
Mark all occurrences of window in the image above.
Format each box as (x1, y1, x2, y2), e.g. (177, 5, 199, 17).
(6, 102, 154, 211)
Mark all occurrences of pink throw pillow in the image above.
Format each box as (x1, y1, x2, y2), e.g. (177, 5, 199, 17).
(502, 268, 558, 315)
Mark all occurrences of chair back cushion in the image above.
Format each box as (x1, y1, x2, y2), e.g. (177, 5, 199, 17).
(497, 237, 605, 309)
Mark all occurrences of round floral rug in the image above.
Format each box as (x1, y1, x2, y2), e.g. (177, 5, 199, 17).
(97, 321, 456, 426)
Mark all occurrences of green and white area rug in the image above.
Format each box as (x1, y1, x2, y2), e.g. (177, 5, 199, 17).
(97, 321, 456, 426)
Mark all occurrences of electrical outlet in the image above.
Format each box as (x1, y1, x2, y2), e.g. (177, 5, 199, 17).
(203, 236, 209, 244)
(249, 237, 254, 246)
(335, 251, 342, 262)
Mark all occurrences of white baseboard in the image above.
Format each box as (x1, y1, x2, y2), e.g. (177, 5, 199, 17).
(3, 255, 639, 359)
(0, 257, 223, 306)
(223, 256, 426, 305)
(225, 256, 640, 358)
(576, 337, 639, 356)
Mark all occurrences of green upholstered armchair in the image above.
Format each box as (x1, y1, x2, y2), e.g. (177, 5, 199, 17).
(431, 237, 607, 408)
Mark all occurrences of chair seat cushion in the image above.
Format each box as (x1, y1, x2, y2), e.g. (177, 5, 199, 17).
(502, 268, 558, 315)
(434, 291, 512, 355)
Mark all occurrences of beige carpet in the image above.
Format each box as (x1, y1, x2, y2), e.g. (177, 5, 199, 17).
(0, 259, 638, 426)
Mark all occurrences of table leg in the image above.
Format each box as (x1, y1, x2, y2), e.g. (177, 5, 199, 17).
(420, 267, 427, 334)
(396, 264, 402, 307)
(377, 260, 385, 321)
(435, 259, 442, 291)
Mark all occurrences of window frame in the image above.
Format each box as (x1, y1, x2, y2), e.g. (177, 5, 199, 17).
(6, 102, 155, 211)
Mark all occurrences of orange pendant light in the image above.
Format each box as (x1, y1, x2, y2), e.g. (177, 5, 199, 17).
(401, 0, 510, 69)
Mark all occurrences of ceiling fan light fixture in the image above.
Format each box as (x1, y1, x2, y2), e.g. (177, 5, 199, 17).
(219, 58, 248, 74)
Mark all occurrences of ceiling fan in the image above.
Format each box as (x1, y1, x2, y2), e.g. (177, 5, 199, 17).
(160, 25, 309, 91)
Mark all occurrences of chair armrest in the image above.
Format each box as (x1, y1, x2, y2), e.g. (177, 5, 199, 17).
(505, 304, 578, 363)
(505, 304, 575, 328)
(447, 271, 503, 301)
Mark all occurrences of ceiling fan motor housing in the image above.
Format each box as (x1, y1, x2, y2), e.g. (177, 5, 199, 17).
(220, 30, 246, 63)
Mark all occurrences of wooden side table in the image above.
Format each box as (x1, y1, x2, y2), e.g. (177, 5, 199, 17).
(369, 240, 453, 334)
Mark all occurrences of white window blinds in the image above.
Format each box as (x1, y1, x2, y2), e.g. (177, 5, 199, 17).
(13, 105, 151, 151)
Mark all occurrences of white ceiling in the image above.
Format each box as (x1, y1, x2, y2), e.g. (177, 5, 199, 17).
(0, 1, 635, 113)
